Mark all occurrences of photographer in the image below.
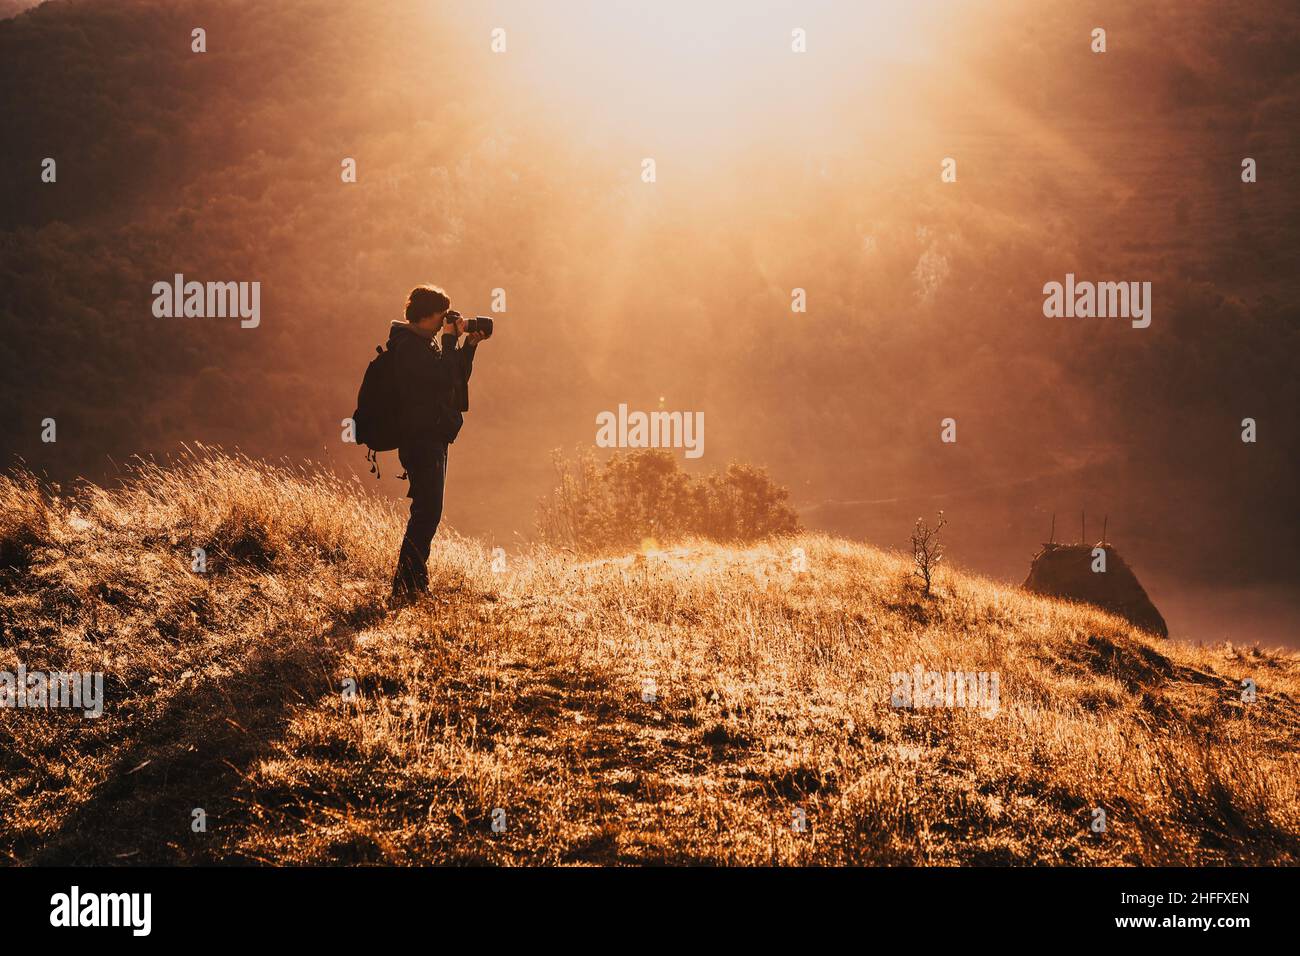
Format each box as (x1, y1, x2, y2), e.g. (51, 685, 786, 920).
(387, 284, 489, 601)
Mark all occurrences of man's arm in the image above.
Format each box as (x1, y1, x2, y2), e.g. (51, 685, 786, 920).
(437, 322, 481, 413)
(458, 338, 476, 383)
(435, 334, 474, 378)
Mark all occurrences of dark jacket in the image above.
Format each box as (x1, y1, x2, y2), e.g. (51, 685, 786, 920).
(386, 322, 476, 446)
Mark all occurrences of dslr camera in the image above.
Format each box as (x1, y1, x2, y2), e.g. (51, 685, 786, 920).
(445, 310, 493, 337)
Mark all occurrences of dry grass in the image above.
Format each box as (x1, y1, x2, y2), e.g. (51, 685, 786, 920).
(1, 448, 1297, 865)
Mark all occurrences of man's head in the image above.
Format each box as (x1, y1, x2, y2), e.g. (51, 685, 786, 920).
(404, 284, 451, 331)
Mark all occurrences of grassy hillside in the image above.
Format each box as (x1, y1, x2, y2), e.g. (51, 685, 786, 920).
(1, 450, 1297, 865)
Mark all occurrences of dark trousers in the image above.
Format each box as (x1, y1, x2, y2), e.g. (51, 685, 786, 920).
(391, 442, 448, 595)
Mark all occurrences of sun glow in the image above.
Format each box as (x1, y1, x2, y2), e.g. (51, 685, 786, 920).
(447, 0, 959, 152)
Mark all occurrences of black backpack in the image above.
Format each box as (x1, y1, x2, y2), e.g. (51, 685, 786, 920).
(352, 345, 403, 474)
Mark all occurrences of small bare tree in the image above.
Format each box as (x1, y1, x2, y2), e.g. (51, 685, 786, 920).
(911, 510, 947, 596)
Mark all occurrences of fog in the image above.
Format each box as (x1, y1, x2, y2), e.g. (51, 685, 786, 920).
(2, 0, 1296, 646)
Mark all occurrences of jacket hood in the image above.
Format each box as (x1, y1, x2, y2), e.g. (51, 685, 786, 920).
(387, 320, 435, 348)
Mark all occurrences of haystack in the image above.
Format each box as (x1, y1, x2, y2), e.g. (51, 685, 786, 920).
(1023, 543, 1168, 638)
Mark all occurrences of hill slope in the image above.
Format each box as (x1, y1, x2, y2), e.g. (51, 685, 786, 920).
(1, 450, 1297, 865)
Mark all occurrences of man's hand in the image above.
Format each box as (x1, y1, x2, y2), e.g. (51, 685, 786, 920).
(441, 314, 465, 337)
(465, 330, 488, 345)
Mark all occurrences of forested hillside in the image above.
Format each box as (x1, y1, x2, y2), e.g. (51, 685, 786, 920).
(1, 0, 1297, 611)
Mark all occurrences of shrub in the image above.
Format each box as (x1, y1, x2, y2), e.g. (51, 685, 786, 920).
(910, 511, 946, 596)
(537, 447, 801, 552)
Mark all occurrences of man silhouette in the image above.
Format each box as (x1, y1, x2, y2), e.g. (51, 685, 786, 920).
(387, 284, 488, 601)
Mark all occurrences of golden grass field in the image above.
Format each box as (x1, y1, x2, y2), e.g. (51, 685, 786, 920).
(1, 449, 1297, 865)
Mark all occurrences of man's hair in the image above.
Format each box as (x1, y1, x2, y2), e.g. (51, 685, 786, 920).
(405, 284, 451, 323)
